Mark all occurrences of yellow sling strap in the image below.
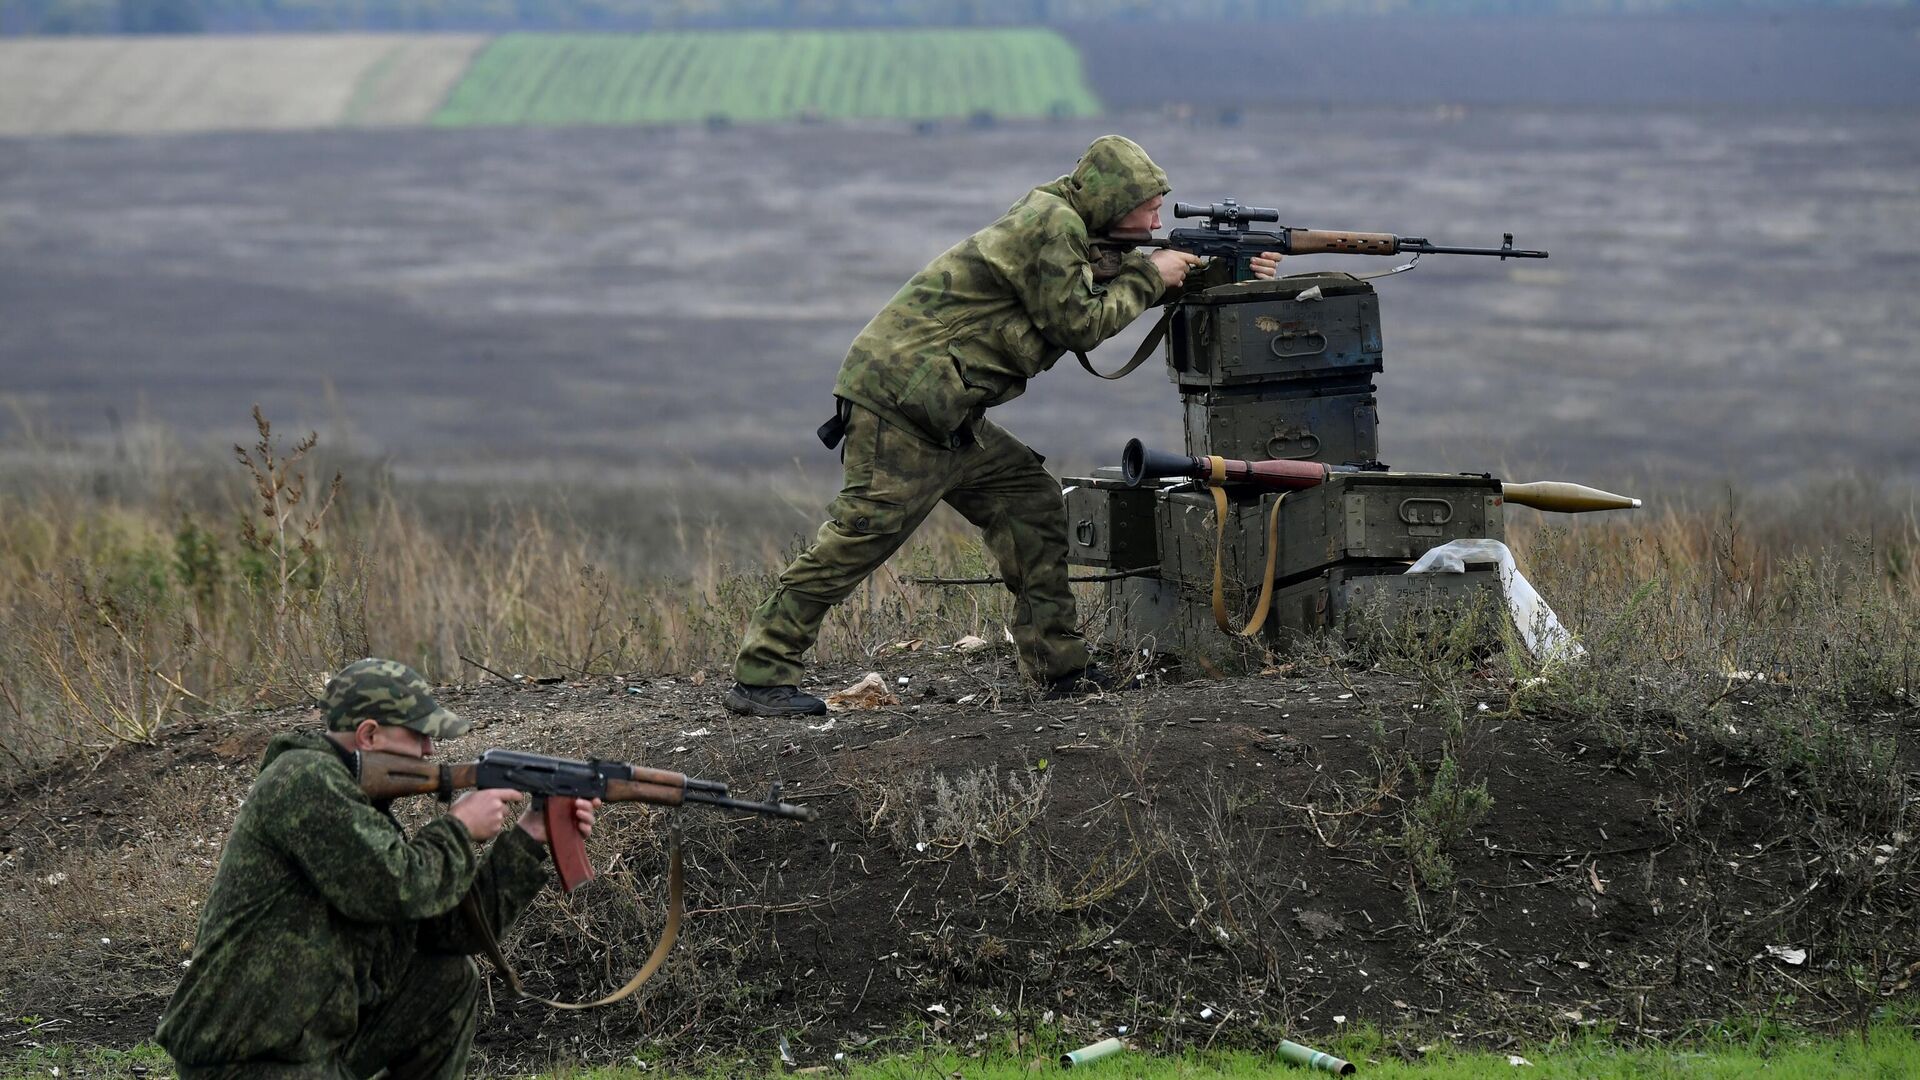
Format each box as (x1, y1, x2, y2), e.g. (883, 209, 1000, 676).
(461, 830, 684, 1011)
(1204, 455, 1289, 637)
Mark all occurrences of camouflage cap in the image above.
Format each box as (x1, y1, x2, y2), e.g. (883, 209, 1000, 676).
(320, 658, 469, 738)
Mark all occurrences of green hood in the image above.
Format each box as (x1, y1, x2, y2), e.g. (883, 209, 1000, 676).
(1050, 134, 1170, 234)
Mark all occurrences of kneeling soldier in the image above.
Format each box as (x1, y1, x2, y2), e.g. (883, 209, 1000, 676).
(156, 658, 595, 1079)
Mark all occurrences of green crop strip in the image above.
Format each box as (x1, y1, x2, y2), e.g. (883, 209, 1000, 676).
(432, 28, 1102, 127)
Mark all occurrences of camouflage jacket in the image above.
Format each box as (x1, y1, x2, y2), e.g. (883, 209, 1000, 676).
(834, 135, 1170, 448)
(156, 731, 550, 1068)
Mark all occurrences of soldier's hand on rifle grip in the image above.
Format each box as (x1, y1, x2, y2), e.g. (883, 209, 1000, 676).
(1149, 249, 1205, 288)
(1249, 251, 1285, 280)
(450, 788, 527, 843)
(517, 796, 602, 844)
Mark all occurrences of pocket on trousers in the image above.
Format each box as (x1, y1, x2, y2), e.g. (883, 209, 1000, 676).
(828, 494, 909, 537)
(828, 413, 945, 535)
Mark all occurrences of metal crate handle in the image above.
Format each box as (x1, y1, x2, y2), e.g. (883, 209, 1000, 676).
(1268, 331, 1328, 359)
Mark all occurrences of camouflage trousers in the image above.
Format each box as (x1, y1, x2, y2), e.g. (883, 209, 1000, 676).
(174, 954, 478, 1080)
(735, 405, 1088, 687)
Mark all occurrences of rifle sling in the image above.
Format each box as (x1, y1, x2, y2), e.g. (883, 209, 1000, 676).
(1075, 305, 1172, 381)
(460, 829, 684, 1011)
(1206, 461, 1288, 637)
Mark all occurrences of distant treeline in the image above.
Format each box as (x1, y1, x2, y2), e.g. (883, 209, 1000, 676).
(2, 0, 1910, 36)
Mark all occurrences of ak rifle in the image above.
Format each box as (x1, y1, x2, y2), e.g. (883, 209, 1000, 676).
(331, 739, 817, 1010)
(335, 740, 816, 893)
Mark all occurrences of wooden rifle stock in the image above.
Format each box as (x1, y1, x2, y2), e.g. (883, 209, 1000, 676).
(342, 741, 477, 801)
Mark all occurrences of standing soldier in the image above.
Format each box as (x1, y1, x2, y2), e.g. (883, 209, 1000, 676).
(726, 135, 1279, 717)
(156, 658, 596, 1079)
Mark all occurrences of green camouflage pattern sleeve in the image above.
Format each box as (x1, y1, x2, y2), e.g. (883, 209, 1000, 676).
(1018, 228, 1163, 355)
(1022, 134, 1172, 354)
(831, 134, 1173, 447)
(253, 750, 479, 923)
(418, 824, 552, 954)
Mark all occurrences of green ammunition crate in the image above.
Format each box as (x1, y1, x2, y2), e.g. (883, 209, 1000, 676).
(1270, 471, 1505, 576)
(1098, 575, 1262, 666)
(1148, 472, 1505, 590)
(1146, 486, 1274, 596)
(1099, 561, 1501, 656)
(1062, 474, 1159, 571)
(1268, 565, 1504, 640)
(1166, 273, 1383, 391)
(1183, 385, 1379, 465)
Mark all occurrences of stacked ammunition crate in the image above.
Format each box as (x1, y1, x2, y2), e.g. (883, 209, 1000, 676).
(1063, 272, 1504, 656)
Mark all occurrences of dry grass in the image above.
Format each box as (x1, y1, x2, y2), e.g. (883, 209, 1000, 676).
(1508, 485, 1918, 813)
(4, 414, 1918, 782)
(2, 412, 1915, 773)
(0, 413, 1013, 776)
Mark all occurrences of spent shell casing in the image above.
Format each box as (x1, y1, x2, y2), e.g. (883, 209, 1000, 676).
(1060, 1037, 1126, 1068)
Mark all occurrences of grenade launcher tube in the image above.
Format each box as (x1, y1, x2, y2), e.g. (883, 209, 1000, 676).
(1122, 438, 1349, 491)
(1121, 439, 1640, 514)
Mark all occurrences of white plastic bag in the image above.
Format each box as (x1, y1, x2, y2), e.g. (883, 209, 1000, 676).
(1404, 539, 1583, 662)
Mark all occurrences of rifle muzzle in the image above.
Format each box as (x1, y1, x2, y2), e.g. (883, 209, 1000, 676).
(684, 788, 819, 821)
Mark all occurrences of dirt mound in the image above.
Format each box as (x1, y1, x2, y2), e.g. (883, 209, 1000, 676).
(3, 649, 1915, 1070)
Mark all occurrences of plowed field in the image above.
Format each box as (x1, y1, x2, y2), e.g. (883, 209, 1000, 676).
(0, 34, 486, 135)
(434, 29, 1099, 126)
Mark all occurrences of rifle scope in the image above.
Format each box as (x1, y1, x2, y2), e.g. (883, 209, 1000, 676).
(1174, 200, 1279, 224)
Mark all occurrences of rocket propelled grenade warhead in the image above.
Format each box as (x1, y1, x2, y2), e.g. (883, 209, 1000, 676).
(1498, 480, 1641, 514)
(1120, 440, 1640, 514)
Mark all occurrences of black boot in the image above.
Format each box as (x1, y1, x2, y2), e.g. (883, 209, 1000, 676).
(1042, 665, 1133, 700)
(725, 683, 828, 717)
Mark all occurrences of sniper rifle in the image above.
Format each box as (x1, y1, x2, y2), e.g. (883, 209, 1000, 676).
(1091, 197, 1548, 283)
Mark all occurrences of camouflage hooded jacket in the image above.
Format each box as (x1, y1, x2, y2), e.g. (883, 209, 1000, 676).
(155, 731, 550, 1068)
(834, 134, 1170, 448)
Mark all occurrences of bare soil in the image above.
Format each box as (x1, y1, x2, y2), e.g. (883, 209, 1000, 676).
(4, 648, 1914, 1071)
